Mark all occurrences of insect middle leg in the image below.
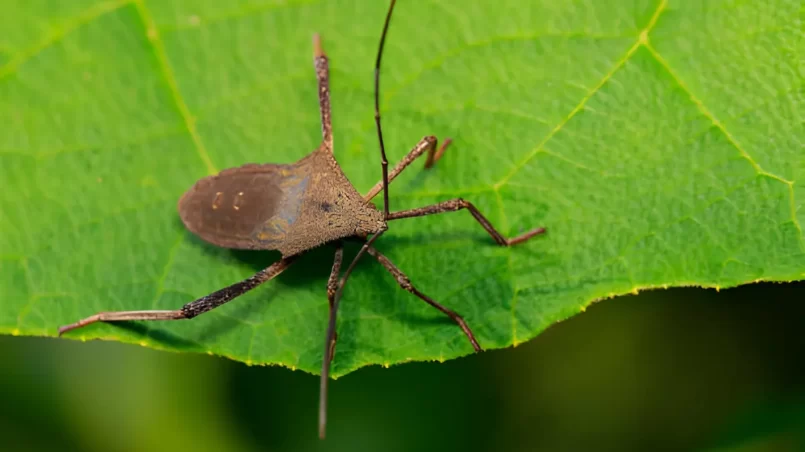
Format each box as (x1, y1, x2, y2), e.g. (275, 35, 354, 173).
(387, 199, 546, 246)
(363, 135, 452, 201)
(316, 241, 345, 440)
(58, 256, 297, 336)
(365, 246, 481, 352)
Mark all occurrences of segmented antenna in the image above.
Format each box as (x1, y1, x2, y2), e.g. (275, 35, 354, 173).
(374, 0, 397, 218)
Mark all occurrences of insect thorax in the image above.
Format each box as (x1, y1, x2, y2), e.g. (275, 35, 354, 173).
(255, 150, 386, 256)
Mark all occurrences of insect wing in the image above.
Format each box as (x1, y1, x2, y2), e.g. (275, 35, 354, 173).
(178, 163, 309, 250)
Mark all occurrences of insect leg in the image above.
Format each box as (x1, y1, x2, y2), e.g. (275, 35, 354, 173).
(387, 199, 546, 246)
(320, 231, 386, 439)
(58, 257, 297, 336)
(423, 137, 451, 169)
(325, 242, 344, 363)
(366, 246, 481, 352)
(313, 34, 333, 149)
(363, 135, 452, 201)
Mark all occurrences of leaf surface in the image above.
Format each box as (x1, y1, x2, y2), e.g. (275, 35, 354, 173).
(1, 0, 803, 376)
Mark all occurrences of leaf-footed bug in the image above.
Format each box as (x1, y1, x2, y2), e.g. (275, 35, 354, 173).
(58, 0, 546, 438)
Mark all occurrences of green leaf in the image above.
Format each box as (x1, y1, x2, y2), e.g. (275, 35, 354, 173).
(1, 0, 803, 377)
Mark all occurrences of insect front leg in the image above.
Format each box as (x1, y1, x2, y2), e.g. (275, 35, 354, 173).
(363, 135, 452, 201)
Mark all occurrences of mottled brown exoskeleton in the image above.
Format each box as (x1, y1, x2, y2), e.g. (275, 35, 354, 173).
(58, 0, 545, 438)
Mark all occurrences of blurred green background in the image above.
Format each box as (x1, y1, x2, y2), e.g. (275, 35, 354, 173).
(2, 282, 804, 452)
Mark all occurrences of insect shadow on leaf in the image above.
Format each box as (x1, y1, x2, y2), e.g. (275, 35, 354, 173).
(57, 0, 546, 439)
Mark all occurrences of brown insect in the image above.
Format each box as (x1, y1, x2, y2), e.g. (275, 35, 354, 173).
(58, 0, 545, 438)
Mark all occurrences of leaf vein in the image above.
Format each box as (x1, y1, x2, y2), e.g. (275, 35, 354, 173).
(643, 42, 804, 250)
(517, 177, 767, 295)
(0, 124, 187, 159)
(642, 43, 791, 184)
(385, 32, 639, 107)
(18, 197, 175, 260)
(245, 325, 258, 364)
(158, 0, 319, 33)
(134, 0, 218, 175)
(495, 0, 668, 188)
(14, 258, 35, 331)
(149, 231, 185, 310)
(492, 189, 521, 345)
(194, 70, 312, 119)
(0, 0, 131, 80)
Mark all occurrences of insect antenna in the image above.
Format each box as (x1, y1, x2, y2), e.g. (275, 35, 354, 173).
(374, 0, 397, 218)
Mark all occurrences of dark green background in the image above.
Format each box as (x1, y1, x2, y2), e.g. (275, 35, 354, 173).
(2, 0, 804, 450)
(2, 283, 804, 451)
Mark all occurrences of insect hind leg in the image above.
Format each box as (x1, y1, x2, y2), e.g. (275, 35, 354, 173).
(58, 257, 297, 336)
(365, 245, 481, 351)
